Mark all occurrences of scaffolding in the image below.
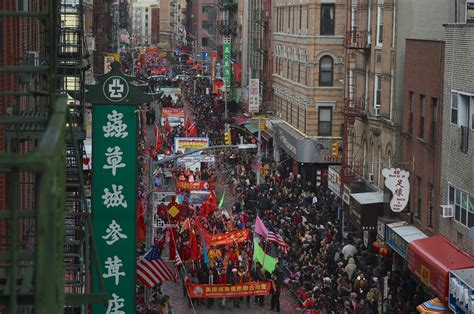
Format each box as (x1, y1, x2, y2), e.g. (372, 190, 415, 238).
(339, 0, 370, 196)
(0, 0, 105, 312)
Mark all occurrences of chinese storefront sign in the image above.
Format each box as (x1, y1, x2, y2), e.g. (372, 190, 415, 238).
(223, 37, 231, 88)
(249, 78, 260, 113)
(92, 105, 137, 314)
(382, 168, 410, 212)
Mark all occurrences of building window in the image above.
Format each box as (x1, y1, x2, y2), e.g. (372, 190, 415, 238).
(202, 21, 210, 29)
(287, 6, 290, 32)
(319, 56, 333, 86)
(376, 5, 384, 46)
(320, 4, 335, 35)
(416, 176, 422, 219)
(318, 107, 332, 136)
(297, 63, 301, 83)
(467, 1, 474, 23)
(287, 59, 290, 78)
(408, 91, 414, 134)
(451, 92, 458, 125)
(419, 95, 426, 139)
(449, 184, 474, 228)
(428, 183, 433, 228)
(299, 5, 302, 31)
(202, 37, 209, 46)
(373, 75, 381, 115)
(431, 97, 437, 143)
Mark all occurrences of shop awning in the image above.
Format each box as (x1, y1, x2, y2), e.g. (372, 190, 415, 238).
(243, 122, 258, 134)
(386, 221, 428, 260)
(348, 191, 384, 231)
(416, 298, 450, 313)
(350, 191, 383, 205)
(408, 235, 474, 301)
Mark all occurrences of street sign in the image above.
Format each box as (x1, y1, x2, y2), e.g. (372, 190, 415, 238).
(249, 78, 260, 113)
(92, 105, 137, 314)
(223, 37, 231, 88)
(74, 61, 162, 314)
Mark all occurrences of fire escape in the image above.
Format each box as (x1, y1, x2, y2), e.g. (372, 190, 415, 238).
(340, 0, 370, 197)
(0, 0, 105, 312)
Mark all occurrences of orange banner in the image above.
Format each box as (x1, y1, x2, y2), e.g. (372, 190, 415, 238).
(176, 180, 215, 191)
(203, 228, 250, 247)
(186, 281, 271, 298)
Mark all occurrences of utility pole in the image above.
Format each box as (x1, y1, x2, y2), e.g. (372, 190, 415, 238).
(224, 85, 228, 119)
(256, 116, 262, 185)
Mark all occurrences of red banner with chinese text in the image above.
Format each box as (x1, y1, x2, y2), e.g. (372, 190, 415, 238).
(186, 281, 270, 298)
(176, 180, 215, 191)
(202, 228, 251, 247)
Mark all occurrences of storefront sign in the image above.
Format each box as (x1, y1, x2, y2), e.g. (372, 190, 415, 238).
(449, 269, 474, 314)
(174, 137, 209, 153)
(92, 105, 137, 314)
(328, 166, 341, 197)
(386, 222, 427, 260)
(386, 222, 410, 259)
(176, 180, 214, 191)
(223, 37, 231, 88)
(382, 168, 410, 212)
(249, 78, 260, 113)
(186, 281, 270, 298)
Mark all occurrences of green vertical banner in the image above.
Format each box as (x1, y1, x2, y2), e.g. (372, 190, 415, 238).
(223, 36, 231, 88)
(92, 105, 137, 314)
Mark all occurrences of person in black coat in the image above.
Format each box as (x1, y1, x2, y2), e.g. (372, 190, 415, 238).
(207, 269, 218, 308)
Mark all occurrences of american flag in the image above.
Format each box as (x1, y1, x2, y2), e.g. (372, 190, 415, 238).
(174, 250, 183, 278)
(137, 245, 176, 288)
(267, 224, 289, 254)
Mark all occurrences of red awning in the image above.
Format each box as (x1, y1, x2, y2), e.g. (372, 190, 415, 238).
(408, 235, 474, 301)
(233, 116, 249, 125)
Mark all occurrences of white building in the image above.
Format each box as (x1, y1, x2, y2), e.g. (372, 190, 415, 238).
(130, 0, 159, 46)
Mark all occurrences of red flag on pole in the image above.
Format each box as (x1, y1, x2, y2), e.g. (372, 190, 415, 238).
(137, 199, 146, 243)
(165, 118, 171, 133)
(198, 191, 218, 217)
(188, 122, 199, 137)
(168, 228, 177, 261)
(185, 117, 191, 132)
(154, 122, 162, 149)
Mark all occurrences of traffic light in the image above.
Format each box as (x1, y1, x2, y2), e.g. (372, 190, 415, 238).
(224, 131, 231, 145)
(331, 142, 340, 157)
(260, 118, 266, 131)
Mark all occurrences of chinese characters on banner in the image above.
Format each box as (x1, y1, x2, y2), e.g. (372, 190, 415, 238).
(382, 168, 410, 212)
(223, 37, 231, 88)
(248, 78, 260, 113)
(92, 106, 137, 314)
(186, 281, 271, 298)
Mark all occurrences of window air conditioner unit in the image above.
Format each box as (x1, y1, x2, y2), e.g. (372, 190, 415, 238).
(367, 173, 374, 183)
(25, 51, 40, 66)
(371, 107, 380, 116)
(440, 205, 454, 218)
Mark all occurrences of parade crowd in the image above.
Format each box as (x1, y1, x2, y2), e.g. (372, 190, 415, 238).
(141, 72, 427, 314)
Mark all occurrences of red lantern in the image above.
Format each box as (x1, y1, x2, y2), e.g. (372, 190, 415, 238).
(82, 157, 90, 165)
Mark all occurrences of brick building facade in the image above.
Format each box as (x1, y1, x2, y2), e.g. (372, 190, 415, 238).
(440, 23, 474, 255)
(271, 0, 346, 186)
(402, 39, 444, 236)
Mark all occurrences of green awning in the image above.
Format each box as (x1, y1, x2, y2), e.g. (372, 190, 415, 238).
(243, 122, 258, 134)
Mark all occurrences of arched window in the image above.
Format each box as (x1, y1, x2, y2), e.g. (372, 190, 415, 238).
(319, 56, 333, 86)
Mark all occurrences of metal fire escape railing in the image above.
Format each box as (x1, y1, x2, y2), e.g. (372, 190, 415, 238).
(340, 0, 370, 196)
(0, 0, 106, 312)
(0, 1, 66, 312)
